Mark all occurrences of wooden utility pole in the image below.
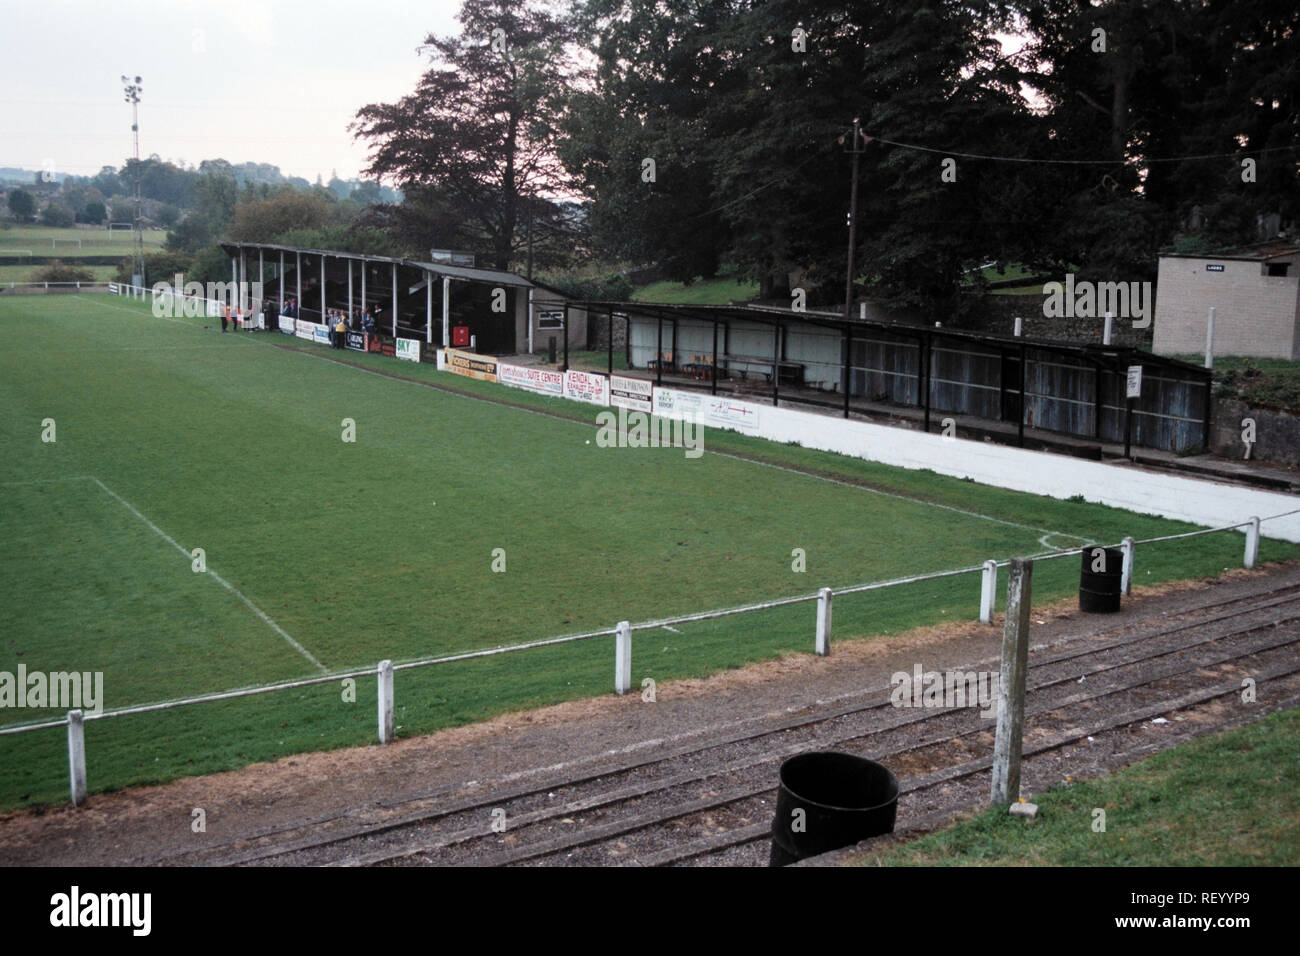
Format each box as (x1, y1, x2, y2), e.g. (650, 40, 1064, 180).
(991, 558, 1033, 805)
(842, 117, 868, 319)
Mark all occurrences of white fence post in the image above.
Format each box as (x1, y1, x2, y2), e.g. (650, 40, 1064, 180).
(67, 710, 86, 807)
(1205, 307, 1216, 369)
(815, 587, 833, 656)
(615, 621, 632, 695)
(979, 560, 998, 623)
(377, 660, 394, 744)
(1245, 517, 1260, 569)
(1120, 536, 1134, 595)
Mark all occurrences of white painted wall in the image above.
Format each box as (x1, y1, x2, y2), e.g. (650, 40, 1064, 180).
(652, 385, 1300, 543)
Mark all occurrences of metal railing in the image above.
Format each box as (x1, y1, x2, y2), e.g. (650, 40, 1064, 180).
(2, 281, 110, 292)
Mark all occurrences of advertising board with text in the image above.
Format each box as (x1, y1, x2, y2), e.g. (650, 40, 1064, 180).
(446, 347, 499, 383)
(610, 374, 653, 413)
(563, 369, 610, 406)
(499, 363, 564, 396)
(653, 387, 761, 431)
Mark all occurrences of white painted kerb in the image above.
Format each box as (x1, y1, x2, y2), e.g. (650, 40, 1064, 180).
(650, 387, 1300, 543)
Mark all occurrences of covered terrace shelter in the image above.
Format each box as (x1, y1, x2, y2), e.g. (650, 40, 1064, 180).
(219, 241, 536, 354)
(565, 300, 1214, 454)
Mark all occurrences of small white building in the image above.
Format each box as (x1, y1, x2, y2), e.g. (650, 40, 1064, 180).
(1153, 242, 1300, 359)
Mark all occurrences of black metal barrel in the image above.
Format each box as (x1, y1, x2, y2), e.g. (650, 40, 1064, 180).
(1079, 545, 1123, 613)
(769, 751, 899, 866)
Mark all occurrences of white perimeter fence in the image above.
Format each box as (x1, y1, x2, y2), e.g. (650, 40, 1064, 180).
(3, 282, 243, 317)
(1, 281, 111, 293)
(1, 508, 1294, 806)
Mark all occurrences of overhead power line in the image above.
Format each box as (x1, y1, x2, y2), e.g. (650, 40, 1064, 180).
(865, 134, 1299, 165)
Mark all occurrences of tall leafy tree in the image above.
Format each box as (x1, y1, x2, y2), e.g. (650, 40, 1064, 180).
(7, 188, 36, 223)
(165, 163, 237, 252)
(1016, 0, 1300, 273)
(566, 0, 1026, 310)
(352, 0, 575, 269)
(561, 0, 735, 284)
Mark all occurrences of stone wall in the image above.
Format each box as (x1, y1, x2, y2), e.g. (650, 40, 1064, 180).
(587, 309, 629, 351)
(1211, 398, 1300, 467)
(944, 294, 1154, 347)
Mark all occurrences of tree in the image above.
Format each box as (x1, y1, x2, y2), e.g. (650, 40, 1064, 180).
(91, 165, 122, 197)
(115, 251, 195, 284)
(278, 224, 401, 257)
(846, 1, 1026, 313)
(165, 165, 237, 252)
(7, 188, 36, 222)
(1015, 0, 1300, 272)
(565, 0, 1026, 309)
(327, 172, 351, 199)
(350, 180, 382, 205)
(226, 191, 339, 242)
(561, 0, 735, 284)
(352, 0, 576, 269)
(41, 202, 76, 228)
(82, 200, 107, 225)
(31, 260, 93, 283)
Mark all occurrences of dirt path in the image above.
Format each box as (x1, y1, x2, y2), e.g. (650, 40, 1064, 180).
(1, 561, 1297, 866)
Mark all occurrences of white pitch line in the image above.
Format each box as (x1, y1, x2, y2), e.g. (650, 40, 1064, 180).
(87, 476, 326, 672)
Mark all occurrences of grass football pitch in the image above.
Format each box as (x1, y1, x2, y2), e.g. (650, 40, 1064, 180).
(1, 293, 1294, 809)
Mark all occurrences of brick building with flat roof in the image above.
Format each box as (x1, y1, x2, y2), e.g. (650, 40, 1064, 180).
(1153, 242, 1300, 360)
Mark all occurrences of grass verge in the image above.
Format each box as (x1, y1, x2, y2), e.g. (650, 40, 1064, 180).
(847, 707, 1300, 866)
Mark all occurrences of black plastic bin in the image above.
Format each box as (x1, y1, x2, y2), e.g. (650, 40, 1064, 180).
(769, 751, 899, 866)
(1079, 545, 1123, 613)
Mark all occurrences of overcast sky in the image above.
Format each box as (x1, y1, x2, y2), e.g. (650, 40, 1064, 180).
(1, 0, 462, 182)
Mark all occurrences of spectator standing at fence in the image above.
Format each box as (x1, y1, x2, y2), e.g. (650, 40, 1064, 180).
(220, 303, 229, 333)
(334, 311, 348, 348)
